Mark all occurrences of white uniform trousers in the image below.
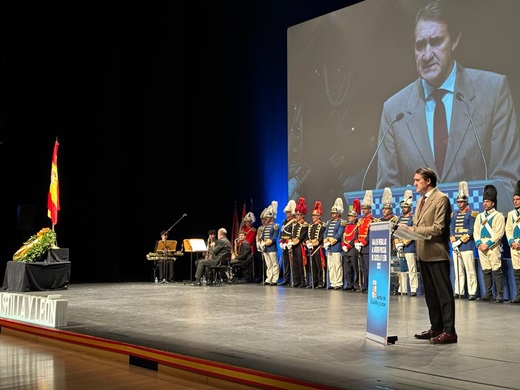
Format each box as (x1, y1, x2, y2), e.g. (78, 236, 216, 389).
(327, 252, 343, 288)
(264, 252, 280, 284)
(478, 246, 502, 271)
(452, 249, 478, 295)
(398, 252, 418, 294)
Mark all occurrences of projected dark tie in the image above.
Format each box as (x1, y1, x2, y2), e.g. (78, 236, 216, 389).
(433, 89, 448, 175)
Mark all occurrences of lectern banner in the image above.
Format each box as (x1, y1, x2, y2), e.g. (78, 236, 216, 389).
(366, 222, 392, 345)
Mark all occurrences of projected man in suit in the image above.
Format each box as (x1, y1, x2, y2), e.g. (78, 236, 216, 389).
(376, 0, 520, 197)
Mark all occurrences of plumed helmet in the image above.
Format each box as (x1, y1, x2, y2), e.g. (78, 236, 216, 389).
(514, 180, 520, 197)
(483, 184, 497, 207)
(456, 181, 469, 202)
(260, 207, 268, 219)
(362, 190, 373, 209)
(400, 189, 413, 207)
(283, 199, 296, 214)
(331, 197, 344, 214)
(348, 198, 361, 217)
(264, 200, 278, 219)
(381, 187, 393, 210)
(243, 212, 256, 223)
(295, 197, 307, 215)
(311, 201, 323, 216)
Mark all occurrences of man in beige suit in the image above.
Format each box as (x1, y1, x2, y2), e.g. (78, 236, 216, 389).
(399, 167, 456, 344)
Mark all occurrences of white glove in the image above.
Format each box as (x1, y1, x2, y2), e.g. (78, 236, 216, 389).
(323, 242, 331, 250)
(395, 243, 404, 251)
(342, 245, 348, 253)
(259, 242, 265, 252)
(354, 243, 362, 251)
(306, 242, 313, 250)
(287, 242, 293, 250)
(280, 242, 286, 251)
(452, 240, 462, 248)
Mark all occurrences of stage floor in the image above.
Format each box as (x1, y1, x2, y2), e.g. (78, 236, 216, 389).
(7, 281, 520, 390)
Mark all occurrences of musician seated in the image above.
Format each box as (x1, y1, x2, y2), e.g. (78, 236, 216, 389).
(192, 227, 231, 286)
(156, 230, 175, 282)
(230, 231, 253, 282)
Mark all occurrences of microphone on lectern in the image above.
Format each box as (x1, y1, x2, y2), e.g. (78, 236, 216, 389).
(361, 112, 404, 190)
(455, 92, 488, 180)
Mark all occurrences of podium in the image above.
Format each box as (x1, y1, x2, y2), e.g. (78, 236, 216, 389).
(345, 180, 512, 214)
(183, 239, 207, 282)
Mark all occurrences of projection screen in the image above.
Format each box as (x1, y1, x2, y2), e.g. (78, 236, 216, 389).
(287, 0, 520, 214)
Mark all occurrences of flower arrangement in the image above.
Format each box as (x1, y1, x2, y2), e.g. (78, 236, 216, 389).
(13, 227, 57, 263)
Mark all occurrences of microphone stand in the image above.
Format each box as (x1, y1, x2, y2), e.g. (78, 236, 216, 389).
(160, 213, 188, 284)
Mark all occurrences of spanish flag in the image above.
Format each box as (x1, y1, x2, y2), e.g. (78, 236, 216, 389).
(47, 139, 60, 225)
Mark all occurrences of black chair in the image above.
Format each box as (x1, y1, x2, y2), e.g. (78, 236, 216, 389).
(230, 253, 254, 283)
(207, 252, 232, 286)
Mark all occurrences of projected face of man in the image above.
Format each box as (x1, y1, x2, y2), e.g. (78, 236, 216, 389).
(414, 19, 460, 88)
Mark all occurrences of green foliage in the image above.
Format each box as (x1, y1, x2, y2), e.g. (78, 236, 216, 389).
(13, 228, 57, 263)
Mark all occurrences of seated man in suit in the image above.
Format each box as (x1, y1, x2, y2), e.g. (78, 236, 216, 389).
(192, 228, 231, 286)
(230, 231, 253, 282)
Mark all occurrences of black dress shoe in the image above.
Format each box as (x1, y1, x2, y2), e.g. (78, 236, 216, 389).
(333, 286, 341, 290)
(430, 332, 457, 344)
(292, 284, 300, 288)
(468, 295, 476, 300)
(277, 281, 289, 286)
(414, 329, 442, 340)
(191, 281, 201, 286)
(478, 293, 493, 301)
(454, 293, 460, 299)
(327, 286, 334, 290)
(410, 292, 417, 297)
(316, 285, 323, 289)
(300, 284, 307, 288)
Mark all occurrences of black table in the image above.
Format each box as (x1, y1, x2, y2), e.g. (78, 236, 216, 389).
(2, 249, 71, 291)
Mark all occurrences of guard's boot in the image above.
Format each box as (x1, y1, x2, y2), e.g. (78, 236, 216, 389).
(512, 269, 520, 303)
(493, 268, 504, 303)
(479, 270, 493, 301)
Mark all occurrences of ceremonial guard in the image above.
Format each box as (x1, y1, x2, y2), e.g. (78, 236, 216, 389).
(342, 199, 360, 291)
(258, 201, 280, 286)
(449, 181, 478, 300)
(306, 201, 327, 289)
(355, 190, 376, 292)
(324, 198, 346, 290)
(474, 185, 506, 302)
(379, 188, 399, 294)
(239, 212, 257, 281)
(290, 197, 309, 287)
(278, 200, 297, 286)
(395, 190, 419, 296)
(505, 181, 520, 303)
(256, 207, 267, 283)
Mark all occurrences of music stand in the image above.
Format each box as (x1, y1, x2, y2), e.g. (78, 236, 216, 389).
(155, 240, 177, 283)
(182, 238, 207, 283)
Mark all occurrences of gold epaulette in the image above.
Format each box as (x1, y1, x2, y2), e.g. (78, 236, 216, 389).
(471, 210, 479, 217)
(340, 220, 347, 226)
(273, 224, 280, 231)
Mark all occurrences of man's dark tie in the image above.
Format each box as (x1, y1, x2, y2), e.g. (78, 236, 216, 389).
(432, 89, 448, 175)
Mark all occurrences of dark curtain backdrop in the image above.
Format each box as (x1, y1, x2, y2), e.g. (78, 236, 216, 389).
(0, 1, 359, 283)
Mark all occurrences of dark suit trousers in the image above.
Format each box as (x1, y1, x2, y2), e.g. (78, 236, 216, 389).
(419, 259, 456, 334)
